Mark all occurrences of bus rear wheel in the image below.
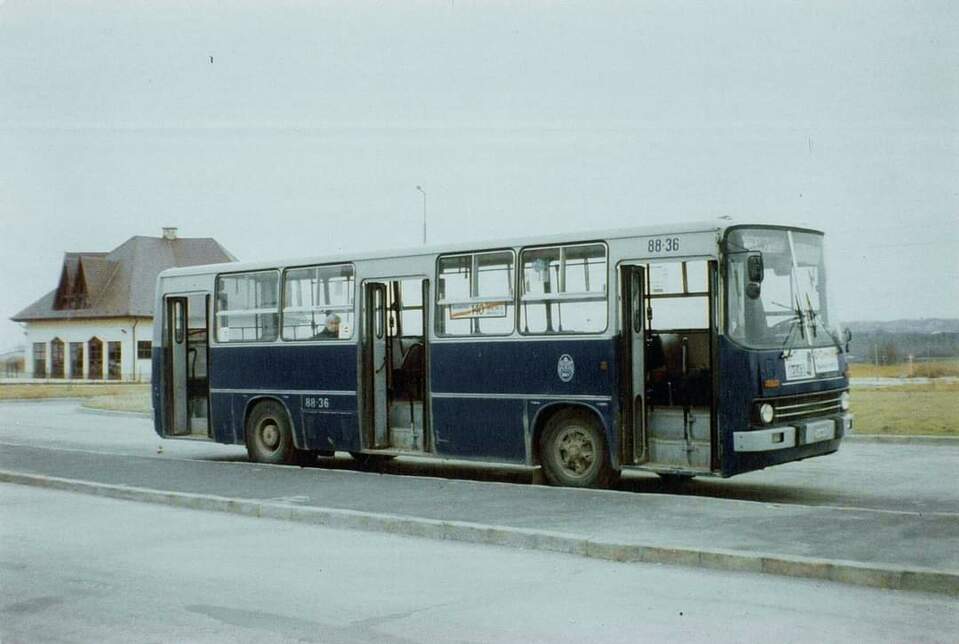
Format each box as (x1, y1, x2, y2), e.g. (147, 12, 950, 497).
(245, 400, 311, 466)
(539, 409, 614, 489)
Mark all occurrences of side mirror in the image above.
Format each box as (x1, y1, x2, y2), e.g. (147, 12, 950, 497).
(746, 282, 762, 300)
(843, 328, 853, 353)
(747, 253, 764, 283)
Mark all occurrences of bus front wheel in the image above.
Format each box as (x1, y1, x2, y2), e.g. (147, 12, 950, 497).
(539, 409, 614, 489)
(245, 401, 312, 466)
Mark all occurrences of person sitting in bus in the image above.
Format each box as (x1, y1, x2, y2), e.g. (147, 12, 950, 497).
(315, 313, 341, 339)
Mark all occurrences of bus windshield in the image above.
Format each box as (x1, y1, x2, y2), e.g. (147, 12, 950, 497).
(725, 227, 836, 351)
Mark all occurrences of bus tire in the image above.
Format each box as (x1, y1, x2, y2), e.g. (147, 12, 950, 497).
(539, 409, 614, 489)
(245, 400, 301, 466)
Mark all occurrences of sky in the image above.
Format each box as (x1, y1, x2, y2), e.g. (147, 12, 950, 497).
(1, 0, 957, 350)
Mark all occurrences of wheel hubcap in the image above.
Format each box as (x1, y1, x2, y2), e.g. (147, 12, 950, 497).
(259, 421, 280, 450)
(556, 427, 595, 477)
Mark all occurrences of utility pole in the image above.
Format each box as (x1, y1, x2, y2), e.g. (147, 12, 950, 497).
(416, 185, 427, 245)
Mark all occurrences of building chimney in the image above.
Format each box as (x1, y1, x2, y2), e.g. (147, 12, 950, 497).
(162, 227, 178, 241)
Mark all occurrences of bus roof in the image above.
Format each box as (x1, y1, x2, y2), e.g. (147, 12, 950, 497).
(158, 219, 819, 279)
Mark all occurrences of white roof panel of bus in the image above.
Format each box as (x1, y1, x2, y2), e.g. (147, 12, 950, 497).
(158, 219, 819, 279)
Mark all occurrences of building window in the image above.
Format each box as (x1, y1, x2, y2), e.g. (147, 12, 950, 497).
(520, 243, 608, 335)
(69, 342, 84, 379)
(137, 340, 152, 359)
(215, 271, 280, 343)
(281, 264, 354, 341)
(33, 342, 47, 378)
(50, 338, 65, 378)
(436, 250, 515, 336)
(108, 342, 122, 380)
(88, 338, 103, 380)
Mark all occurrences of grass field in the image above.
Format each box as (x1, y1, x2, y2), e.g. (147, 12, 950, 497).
(849, 382, 959, 436)
(848, 359, 959, 379)
(0, 383, 149, 401)
(0, 383, 153, 414)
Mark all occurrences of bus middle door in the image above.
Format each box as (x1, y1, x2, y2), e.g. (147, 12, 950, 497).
(363, 282, 390, 449)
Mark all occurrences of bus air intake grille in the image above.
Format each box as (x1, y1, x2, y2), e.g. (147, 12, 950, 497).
(770, 391, 845, 422)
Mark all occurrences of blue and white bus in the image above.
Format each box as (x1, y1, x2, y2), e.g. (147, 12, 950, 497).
(152, 220, 853, 487)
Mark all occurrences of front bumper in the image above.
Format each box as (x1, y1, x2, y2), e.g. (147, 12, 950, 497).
(733, 413, 853, 453)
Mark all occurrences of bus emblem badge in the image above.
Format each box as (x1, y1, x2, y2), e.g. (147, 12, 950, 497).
(557, 354, 575, 382)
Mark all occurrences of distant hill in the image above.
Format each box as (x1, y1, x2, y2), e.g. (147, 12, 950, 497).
(843, 319, 959, 362)
(845, 319, 959, 335)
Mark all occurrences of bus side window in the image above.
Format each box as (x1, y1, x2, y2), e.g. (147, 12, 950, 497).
(281, 264, 355, 341)
(519, 243, 607, 335)
(215, 271, 280, 343)
(173, 301, 184, 344)
(436, 250, 515, 337)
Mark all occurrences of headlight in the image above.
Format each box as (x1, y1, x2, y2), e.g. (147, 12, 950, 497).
(840, 391, 850, 411)
(759, 403, 775, 424)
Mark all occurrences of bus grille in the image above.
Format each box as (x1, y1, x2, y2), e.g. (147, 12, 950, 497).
(770, 390, 845, 422)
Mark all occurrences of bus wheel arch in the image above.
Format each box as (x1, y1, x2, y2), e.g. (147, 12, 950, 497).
(243, 397, 312, 466)
(532, 403, 616, 489)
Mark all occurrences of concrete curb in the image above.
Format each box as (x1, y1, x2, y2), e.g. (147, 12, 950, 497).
(77, 405, 152, 419)
(2, 470, 956, 597)
(845, 434, 959, 446)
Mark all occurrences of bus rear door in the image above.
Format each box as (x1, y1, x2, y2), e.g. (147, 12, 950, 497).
(162, 293, 210, 438)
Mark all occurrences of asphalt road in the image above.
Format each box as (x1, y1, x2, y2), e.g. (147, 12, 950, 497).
(3, 484, 957, 644)
(2, 400, 958, 515)
(1, 400, 957, 578)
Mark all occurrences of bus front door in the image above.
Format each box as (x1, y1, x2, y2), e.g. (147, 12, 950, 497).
(621, 266, 647, 464)
(640, 260, 714, 472)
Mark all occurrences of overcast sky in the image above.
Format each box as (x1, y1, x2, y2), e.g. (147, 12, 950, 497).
(1, 0, 957, 350)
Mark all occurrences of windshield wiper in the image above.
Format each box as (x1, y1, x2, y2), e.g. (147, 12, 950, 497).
(780, 294, 807, 358)
(802, 298, 844, 352)
(804, 293, 818, 339)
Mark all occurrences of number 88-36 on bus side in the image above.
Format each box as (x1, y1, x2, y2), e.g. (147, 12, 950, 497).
(153, 220, 852, 488)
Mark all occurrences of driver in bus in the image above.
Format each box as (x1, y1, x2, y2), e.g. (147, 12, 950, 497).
(315, 313, 341, 339)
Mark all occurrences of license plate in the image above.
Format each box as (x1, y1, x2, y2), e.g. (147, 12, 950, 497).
(805, 419, 835, 443)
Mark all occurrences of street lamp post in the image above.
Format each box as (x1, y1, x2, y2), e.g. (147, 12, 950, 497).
(416, 185, 427, 245)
